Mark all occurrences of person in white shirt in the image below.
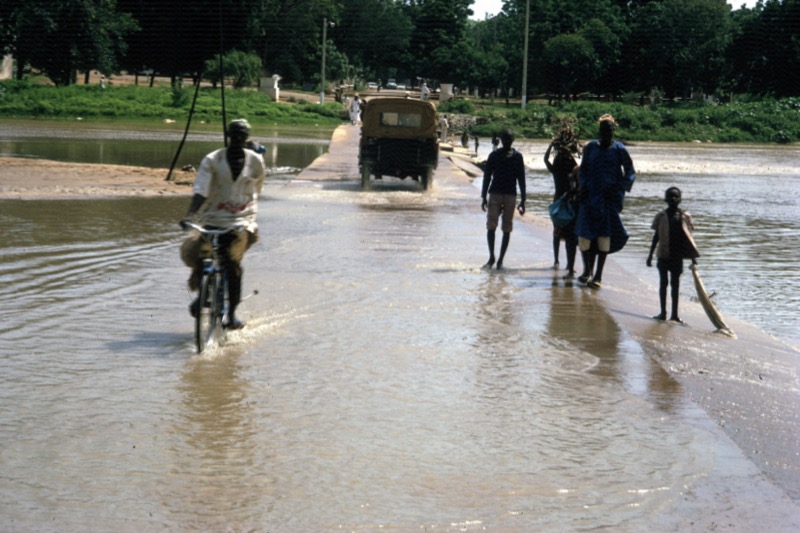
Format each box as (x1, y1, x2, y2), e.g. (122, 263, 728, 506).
(180, 119, 265, 330)
(349, 94, 362, 124)
(420, 82, 430, 101)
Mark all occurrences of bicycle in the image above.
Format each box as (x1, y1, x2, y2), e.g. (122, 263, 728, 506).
(181, 221, 244, 353)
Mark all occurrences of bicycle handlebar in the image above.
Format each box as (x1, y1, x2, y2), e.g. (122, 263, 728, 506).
(180, 220, 244, 235)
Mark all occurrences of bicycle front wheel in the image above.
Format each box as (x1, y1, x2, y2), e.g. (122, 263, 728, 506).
(195, 271, 222, 353)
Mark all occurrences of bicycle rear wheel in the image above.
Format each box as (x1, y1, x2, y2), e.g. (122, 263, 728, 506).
(195, 271, 222, 353)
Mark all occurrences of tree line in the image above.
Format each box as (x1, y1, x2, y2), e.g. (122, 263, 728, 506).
(1, 0, 797, 100)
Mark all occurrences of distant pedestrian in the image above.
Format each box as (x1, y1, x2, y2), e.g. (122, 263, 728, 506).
(474, 135, 479, 153)
(575, 114, 636, 289)
(349, 94, 362, 125)
(480, 128, 526, 270)
(491, 133, 500, 151)
(461, 131, 469, 148)
(420, 82, 430, 101)
(647, 187, 700, 323)
(439, 114, 449, 142)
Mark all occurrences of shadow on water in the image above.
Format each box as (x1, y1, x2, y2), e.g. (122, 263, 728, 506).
(544, 281, 684, 414)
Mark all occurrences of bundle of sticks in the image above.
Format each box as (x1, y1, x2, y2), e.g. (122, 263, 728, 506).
(552, 118, 582, 155)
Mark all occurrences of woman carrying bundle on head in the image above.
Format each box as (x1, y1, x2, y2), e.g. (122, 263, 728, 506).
(544, 119, 582, 279)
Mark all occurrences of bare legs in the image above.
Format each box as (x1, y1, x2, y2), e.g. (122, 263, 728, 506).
(655, 267, 683, 322)
(552, 234, 560, 269)
(578, 246, 607, 288)
(485, 230, 511, 270)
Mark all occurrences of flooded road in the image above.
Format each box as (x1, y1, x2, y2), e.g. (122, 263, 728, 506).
(1, 124, 799, 530)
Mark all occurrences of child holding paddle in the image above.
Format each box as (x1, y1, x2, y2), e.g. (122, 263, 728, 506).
(646, 187, 700, 323)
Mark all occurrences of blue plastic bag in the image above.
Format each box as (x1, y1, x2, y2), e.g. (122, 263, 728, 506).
(548, 194, 576, 228)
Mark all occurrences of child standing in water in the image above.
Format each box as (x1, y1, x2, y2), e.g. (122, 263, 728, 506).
(646, 187, 700, 323)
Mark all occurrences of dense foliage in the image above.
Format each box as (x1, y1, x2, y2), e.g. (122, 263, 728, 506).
(1, 0, 798, 100)
(468, 97, 800, 143)
(0, 81, 343, 125)
(1, 80, 796, 143)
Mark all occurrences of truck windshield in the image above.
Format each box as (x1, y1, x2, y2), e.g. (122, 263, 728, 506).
(380, 112, 422, 128)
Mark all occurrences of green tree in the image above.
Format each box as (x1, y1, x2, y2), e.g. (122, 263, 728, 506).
(250, 0, 339, 84)
(541, 33, 599, 101)
(118, 0, 256, 83)
(204, 50, 263, 88)
(627, 0, 731, 98)
(4, 0, 138, 85)
(336, 0, 413, 81)
(406, 0, 473, 83)
(578, 18, 623, 97)
(463, 18, 509, 98)
(726, 0, 800, 97)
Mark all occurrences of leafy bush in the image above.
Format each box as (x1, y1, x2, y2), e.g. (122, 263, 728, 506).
(439, 99, 476, 114)
(203, 50, 263, 89)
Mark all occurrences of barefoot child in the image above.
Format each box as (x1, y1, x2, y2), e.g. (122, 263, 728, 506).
(646, 187, 700, 323)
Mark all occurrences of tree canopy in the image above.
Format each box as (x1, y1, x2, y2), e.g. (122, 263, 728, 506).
(0, 0, 797, 98)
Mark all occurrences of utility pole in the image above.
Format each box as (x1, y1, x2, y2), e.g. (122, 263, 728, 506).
(521, 0, 530, 110)
(320, 18, 329, 104)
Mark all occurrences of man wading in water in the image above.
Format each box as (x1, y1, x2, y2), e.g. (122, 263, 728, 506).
(481, 128, 526, 270)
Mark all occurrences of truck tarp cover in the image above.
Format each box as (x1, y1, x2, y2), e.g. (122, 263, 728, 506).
(361, 98, 438, 140)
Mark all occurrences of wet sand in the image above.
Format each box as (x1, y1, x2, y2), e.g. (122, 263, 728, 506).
(0, 157, 192, 199)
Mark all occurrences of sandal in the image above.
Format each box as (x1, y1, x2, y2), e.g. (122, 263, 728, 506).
(577, 273, 591, 284)
(587, 279, 602, 289)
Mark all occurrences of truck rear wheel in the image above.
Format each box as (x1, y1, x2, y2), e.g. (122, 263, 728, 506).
(360, 164, 371, 189)
(421, 166, 434, 190)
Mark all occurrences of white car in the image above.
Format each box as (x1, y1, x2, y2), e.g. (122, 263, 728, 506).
(367, 82, 378, 90)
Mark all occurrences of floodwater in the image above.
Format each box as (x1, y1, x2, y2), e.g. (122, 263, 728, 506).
(0, 119, 330, 174)
(1, 125, 799, 530)
(515, 140, 800, 348)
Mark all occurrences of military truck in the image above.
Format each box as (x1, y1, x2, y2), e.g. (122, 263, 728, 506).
(358, 97, 439, 190)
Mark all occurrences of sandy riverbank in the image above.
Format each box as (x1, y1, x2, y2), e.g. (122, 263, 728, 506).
(0, 157, 192, 200)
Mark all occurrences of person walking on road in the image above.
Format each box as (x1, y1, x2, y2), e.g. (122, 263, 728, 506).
(481, 128, 526, 270)
(544, 122, 582, 276)
(349, 94, 362, 125)
(575, 114, 636, 289)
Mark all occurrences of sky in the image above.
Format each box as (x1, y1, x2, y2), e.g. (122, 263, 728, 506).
(470, 0, 762, 20)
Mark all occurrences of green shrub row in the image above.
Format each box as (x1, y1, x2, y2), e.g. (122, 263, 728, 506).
(469, 98, 800, 144)
(0, 81, 342, 126)
(1, 80, 797, 143)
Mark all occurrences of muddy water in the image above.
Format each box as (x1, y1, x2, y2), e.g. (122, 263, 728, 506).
(1, 175, 798, 529)
(513, 141, 800, 348)
(0, 120, 330, 173)
(1, 131, 798, 530)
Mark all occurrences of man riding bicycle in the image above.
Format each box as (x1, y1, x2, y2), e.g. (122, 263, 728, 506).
(180, 119, 265, 330)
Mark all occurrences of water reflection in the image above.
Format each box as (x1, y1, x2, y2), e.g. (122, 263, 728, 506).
(545, 283, 682, 413)
(166, 350, 268, 528)
(0, 121, 330, 171)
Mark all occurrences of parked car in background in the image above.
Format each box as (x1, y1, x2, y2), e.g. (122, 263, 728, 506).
(385, 78, 398, 90)
(367, 82, 378, 90)
(358, 97, 440, 190)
